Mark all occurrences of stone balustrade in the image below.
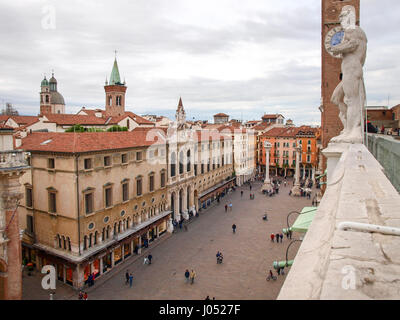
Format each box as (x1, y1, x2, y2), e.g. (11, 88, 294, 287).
(278, 143, 400, 300)
(0, 151, 30, 171)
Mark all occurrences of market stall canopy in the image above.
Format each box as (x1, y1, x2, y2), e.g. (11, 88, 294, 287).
(291, 207, 317, 233)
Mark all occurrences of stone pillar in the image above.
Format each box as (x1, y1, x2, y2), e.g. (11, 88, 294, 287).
(181, 189, 189, 220)
(62, 265, 67, 283)
(291, 146, 302, 196)
(138, 237, 142, 254)
(156, 226, 160, 238)
(1, 172, 25, 300)
(73, 264, 84, 289)
(261, 141, 273, 192)
(130, 240, 134, 255)
(167, 218, 174, 233)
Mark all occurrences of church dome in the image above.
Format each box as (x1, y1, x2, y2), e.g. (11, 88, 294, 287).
(50, 91, 65, 105)
(41, 77, 49, 86)
(49, 75, 57, 84)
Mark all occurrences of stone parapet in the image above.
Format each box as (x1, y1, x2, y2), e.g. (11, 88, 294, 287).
(367, 133, 400, 193)
(278, 144, 400, 299)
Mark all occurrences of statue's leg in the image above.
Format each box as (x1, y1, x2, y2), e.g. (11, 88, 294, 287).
(343, 76, 363, 143)
(331, 82, 348, 140)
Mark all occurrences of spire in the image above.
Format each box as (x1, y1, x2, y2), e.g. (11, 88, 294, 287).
(178, 97, 183, 108)
(109, 57, 122, 85)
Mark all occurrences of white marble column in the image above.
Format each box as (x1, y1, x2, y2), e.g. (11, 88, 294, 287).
(291, 146, 302, 196)
(262, 141, 273, 192)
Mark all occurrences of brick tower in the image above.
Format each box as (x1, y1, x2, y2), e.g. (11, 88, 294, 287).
(104, 56, 127, 117)
(320, 0, 360, 168)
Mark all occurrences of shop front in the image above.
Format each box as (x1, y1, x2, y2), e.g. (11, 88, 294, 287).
(114, 246, 123, 265)
(123, 243, 131, 259)
(102, 253, 112, 273)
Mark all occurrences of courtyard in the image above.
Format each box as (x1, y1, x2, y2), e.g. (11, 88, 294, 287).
(23, 178, 315, 300)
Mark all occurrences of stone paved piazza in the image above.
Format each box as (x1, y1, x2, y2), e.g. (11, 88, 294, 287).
(23, 179, 315, 300)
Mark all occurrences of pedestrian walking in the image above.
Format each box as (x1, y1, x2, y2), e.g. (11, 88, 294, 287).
(83, 292, 88, 300)
(225, 204, 228, 212)
(148, 254, 152, 264)
(275, 233, 280, 243)
(250, 185, 252, 191)
(205, 295, 210, 300)
(241, 190, 243, 197)
(184, 269, 190, 283)
(232, 224, 236, 233)
(125, 270, 130, 284)
(190, 270, 196, 284)
(78, 291, 83, 300)
(143, 256, 149, 265)
(129, 273, 133, 287)
(277, 267, 281, 275)
(229, 202, 232, 211)
(288, 230, 293, 239)
(270, 233, 275, 242)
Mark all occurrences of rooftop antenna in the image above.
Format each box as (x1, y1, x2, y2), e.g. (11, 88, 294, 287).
(114, 49, 117, 59)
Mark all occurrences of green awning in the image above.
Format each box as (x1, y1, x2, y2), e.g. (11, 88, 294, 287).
(291, 207, 317, 233)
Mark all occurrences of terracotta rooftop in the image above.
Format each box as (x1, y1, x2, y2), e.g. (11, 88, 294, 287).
(262, 114, 284, 119)
(214, 113, 229, 117)
(19, 128, 166, 153)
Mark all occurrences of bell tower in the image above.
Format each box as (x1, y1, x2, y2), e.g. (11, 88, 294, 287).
(104, 55, 127, 117)
(321, 0, 360, 151)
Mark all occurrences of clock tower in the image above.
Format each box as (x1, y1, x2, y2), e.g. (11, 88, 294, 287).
(320, 0, 360, 164)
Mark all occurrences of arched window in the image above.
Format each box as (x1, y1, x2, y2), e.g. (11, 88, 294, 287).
(94, 231, 98, 245)
(89, 234, 93, 248)
(170, 152, 176, 177)
(83, 235, 88, 250)
(179, 151, 184, 174)
(67, 237, 71, 251)
(46, 95, 49, 103)
(62, 236, 66, 249)
(187, 150, 191, 172)
(57, 234, 61, 248)
(108, 95, 112, 106)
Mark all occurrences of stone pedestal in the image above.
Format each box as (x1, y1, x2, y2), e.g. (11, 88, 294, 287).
(322, 143, 350, 185)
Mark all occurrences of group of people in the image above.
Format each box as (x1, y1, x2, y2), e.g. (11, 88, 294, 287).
(216, 251, 224, 264)
(143, 253, 153, 265)
(125, 270, 134, 287)
(184, 269, 196, 284)
(86, 272, 96, 287)
(224, 202, 233, 212)
(270, 233, 284, 243)
(78, 291, 88, 300)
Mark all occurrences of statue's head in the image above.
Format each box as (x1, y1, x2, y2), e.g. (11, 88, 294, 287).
(339, 5, 356, 30)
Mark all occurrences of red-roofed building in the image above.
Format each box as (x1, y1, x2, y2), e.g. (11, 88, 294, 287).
(213, 113, 229, 124)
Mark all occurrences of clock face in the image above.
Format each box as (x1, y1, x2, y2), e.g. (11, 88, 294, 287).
(324, 26, 344, 58)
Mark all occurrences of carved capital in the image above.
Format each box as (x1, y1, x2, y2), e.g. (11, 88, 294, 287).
(1, 191, 23, 210)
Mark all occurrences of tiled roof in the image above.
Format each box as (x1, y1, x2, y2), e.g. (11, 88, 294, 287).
(253, 122, 272, 131)
(44, 111, 154, 126)
(262, 114, 283, 119)
(19, 128, 166, 153)
(214, 113, 229, 117)
(0, 115, 40, 126)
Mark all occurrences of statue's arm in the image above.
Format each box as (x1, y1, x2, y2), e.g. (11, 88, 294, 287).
(331, 39, 358, 54)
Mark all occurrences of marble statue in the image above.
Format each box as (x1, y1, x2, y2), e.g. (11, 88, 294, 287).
(329, 5, 367, 144)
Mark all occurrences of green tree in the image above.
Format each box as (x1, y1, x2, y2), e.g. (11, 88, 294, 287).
(107, 125, 128, 132)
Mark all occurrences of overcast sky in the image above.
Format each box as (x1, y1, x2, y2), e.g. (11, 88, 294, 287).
(1, 0, 399, 125)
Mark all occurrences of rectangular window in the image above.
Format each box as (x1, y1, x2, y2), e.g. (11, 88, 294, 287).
(121, 153, 128, 164)
(194, 164, 197, 176)
(161, 171, 166, 188)
(136, 152, 142, 161)
(104, 156, 111, 167)
(26, 215, 34, 233)
(49, 192, 56, 213)
(26, 187, 33, 207)
(149, 175, 154, 192)
(136, 179, 142, 196)
(84, 158, 92, 170)
(27, 156, 31, 166)
(105, 187, 112, 207)
(201, 163, 204, 174)
(122, 183, 129, 202)
(48, 158, 55, 169)
(85, 193, 94, 214)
